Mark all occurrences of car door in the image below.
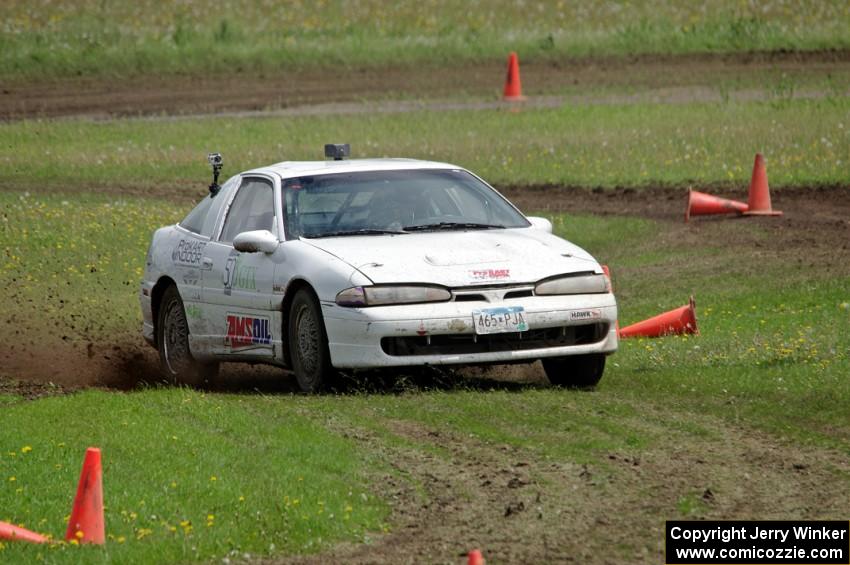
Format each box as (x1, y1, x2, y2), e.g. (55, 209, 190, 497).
(202, 175, 279, 359)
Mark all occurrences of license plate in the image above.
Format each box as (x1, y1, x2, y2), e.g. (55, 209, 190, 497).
(472, 306, 528, 335)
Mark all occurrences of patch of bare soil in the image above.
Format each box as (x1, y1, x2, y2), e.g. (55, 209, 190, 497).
(267, 413, 850, 564)
(503, 184, 850, 262)
(2, 50, 848, 120)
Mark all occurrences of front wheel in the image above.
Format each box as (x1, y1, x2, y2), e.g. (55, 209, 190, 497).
(156, 285, 219, 387)
(542, 354, 606, 389)
(288, 289, 337, 393)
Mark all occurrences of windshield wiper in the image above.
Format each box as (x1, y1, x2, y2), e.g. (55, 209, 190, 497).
(402, 221, 506, 232)
(304, 228, 408, 238)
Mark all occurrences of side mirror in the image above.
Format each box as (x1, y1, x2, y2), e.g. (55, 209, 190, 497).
(233, 230, 279, 254)
(527, 216, 553, 233)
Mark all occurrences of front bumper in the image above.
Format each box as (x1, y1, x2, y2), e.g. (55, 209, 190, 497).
(322, 293, 618, 369)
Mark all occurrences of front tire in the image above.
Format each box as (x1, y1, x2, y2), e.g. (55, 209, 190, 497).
(542, 354, 606, 389)
(156, 285, 218, 387)
(288, 289, 337, 393)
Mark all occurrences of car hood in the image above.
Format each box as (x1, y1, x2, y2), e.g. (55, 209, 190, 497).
(303, 228, 601, 287)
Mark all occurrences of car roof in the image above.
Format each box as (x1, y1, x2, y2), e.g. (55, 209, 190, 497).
(244, 158, 462, 180)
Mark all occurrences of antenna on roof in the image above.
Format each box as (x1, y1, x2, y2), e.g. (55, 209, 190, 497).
(207, 152, 223, 195)
(324, 144, 350, 161)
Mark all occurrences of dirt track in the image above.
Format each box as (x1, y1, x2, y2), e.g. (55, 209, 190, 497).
(268, 413, 850, 564)
(2, 50, 849, 120)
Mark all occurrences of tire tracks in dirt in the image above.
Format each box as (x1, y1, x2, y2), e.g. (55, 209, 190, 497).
(273, 407, 850, 564)
(2, 50, 849, 121)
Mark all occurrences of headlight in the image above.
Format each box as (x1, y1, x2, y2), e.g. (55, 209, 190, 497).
(535, 272, 609, 296)
(335, 285, 451, 307)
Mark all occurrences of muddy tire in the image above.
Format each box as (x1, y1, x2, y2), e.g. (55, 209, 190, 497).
(542, 354, 605, 389)
(156, 285, 218, 387)
(288, 289, 336, 393)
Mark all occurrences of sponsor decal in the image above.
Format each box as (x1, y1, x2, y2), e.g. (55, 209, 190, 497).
(272, 284, 285, 294)
(182, 269, 201, 286)
(223, 255, 258, 295)
(469, 268, 510, 281)
(185, 304, 202, 320)
(569, 309, 602, 321)
(225, 314, 272, 350)
(172, 239, 206, 266)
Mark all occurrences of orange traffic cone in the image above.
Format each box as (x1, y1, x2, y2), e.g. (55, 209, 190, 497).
(743, 153, 782, 216)
(503, 52, 525, 101)
(468, 548, 486, 565)
(685, 189, 748, 222)
(65, 447, 105, 545)
(0, 521, 48, 544)
(619, 296, 698, 338)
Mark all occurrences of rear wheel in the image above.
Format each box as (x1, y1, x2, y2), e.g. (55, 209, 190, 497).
(288, 289, 337, 393)
(542, 354, 605, 389)
(156, 285, 218, 387)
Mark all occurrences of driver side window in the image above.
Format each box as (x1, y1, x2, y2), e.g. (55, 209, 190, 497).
(220, 178, 275, 243)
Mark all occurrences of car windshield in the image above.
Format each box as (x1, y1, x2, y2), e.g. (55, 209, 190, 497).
(282, 169, 529, 239)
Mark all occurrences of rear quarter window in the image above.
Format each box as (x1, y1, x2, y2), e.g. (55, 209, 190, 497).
(180, 196, 214, 234)
(179, 175, 240, 236)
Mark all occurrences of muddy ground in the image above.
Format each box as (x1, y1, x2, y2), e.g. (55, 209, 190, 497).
(2, 50, 849, 120)
(269, 412, 850, 564)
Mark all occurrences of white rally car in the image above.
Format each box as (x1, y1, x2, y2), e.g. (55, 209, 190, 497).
(140, 145, 618, 392)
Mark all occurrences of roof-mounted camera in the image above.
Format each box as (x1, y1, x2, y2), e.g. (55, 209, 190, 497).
(324, 143, 350, 161)
(207, 152, 223, 196)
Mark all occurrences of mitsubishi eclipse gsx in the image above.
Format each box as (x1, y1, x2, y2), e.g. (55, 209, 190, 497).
(140, 144, 618, 392)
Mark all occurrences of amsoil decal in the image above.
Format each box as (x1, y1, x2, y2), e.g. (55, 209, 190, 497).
(569, 309, 602, 321)
(225, 314, 272, 350)
(469, 268, 510, 281)
(172, 239, 207, 266)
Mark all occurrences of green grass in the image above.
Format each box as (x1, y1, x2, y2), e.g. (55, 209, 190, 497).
(3, 0, 850, 81)
(2, 191, 849, 560)
(0, 388, 387, 563)
(2, 98, 848, 194)
(0, 193, 182, 346)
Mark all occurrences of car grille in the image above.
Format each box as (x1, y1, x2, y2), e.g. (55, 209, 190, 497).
(450, 284, 535, 303)
(380, 323, 609, 357)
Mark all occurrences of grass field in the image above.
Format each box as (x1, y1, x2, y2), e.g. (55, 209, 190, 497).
(2, 98, 849, 193)
(3, 0, 850, 81)
(0, 389, 388, 563)
(2, 4, 850, 558)
(2, 194, 849, 561)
